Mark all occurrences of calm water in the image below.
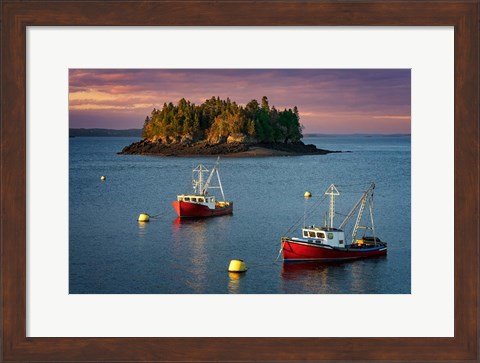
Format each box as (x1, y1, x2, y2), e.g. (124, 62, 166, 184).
(69, 136, 411, 294)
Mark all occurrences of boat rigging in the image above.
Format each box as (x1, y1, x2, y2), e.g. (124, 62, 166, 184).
(172, 157, 233, 218)
(281, 183, 386, 261)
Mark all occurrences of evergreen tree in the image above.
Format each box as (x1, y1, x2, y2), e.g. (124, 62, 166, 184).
(261, 96, 269, 111)
(141, 96, 303, 143)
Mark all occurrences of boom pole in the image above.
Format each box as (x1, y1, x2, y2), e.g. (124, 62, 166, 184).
(201, 157, 220, 195)
(199, 157, 226, 201)
(350, 183, 375, 244)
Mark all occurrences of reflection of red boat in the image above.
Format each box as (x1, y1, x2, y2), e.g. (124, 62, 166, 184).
(282, 260, 347, 273)
(172, 216, 206, 227)
(281, 183, 387, 261)
(172, 158, 233, 218)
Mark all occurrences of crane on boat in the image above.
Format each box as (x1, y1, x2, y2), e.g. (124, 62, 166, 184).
(337, 182, 377, 245)
(192, 157, 226, 201)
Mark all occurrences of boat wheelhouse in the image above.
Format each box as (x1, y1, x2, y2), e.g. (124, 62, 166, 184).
(298, 226, 346, 247)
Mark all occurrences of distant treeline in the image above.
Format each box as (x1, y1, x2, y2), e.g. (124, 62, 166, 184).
(70, 128, 142, 137)
(142, 96, 303, 143)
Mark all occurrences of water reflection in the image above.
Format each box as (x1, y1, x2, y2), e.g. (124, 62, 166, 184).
(171, 217, 210, 293)
(348, 256, 387, 293)
(282, 260, 348, 272)
(137, 221, 148, 238)
(281, 257, 387, 293)
(281, 261, 349, 294)
(228, 272, 246, 294)
(171, 217, 209, 243)
(172, 217, 209, 226)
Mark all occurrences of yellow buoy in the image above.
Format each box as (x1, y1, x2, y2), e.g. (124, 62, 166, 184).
(228, 259, 247, 273)
(138, 213, 150, 222)
(304, 191, 312, 198)
(100, 175, 106, 181)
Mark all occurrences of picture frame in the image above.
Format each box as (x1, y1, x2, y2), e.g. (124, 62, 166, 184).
(1, 1, 478, 361)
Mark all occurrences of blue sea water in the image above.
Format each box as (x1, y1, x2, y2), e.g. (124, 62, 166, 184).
(69, 135, 411, 294)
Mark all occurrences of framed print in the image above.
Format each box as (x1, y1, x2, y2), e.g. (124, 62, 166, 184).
(1, 1, 478, 362)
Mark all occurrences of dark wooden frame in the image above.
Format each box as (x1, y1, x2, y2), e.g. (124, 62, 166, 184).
(1, 1, 478, 361)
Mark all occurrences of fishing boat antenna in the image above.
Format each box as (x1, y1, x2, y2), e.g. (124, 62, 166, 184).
(325, 184, 340, 229)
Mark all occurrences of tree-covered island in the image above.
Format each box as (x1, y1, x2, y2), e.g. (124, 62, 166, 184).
(119, 96, 337, 156)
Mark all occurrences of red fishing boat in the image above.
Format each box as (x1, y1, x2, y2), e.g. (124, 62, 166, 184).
(281, 183, 387, 261)
(172, 158, 233, 218)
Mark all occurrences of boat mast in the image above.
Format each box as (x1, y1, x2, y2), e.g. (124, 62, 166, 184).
(325, 184, 339, 229)
(350, 183, 375, 244)
(216, 169, 226, 201)
(192, 164, 209, 195)
(339, 194, 365, 229)
(200, 157, 226, 201)
(352, 196, 368, 242)
(368, 194, 377, 246)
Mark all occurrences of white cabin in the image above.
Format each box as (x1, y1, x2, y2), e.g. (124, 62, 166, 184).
(177, 194, 216, 209)
(301, 226, 346, 248)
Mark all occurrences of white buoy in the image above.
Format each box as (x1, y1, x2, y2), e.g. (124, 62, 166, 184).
(101, 175, 106, 181)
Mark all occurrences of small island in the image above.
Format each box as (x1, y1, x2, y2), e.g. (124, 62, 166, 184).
(118, 96, 337, 157)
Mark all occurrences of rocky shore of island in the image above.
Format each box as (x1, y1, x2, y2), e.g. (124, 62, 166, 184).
(118, 138, 338, 157)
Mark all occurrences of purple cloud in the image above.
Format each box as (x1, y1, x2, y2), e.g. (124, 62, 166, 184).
(69, 69, 411, 134)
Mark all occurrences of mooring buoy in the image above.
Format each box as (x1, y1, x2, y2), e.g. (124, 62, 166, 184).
(138, 213, 150, 222)
(228, 259, 247, 273)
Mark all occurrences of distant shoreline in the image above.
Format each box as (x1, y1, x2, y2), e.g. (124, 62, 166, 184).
(69, 128, 142, 137)
(69, 128, 410, 138)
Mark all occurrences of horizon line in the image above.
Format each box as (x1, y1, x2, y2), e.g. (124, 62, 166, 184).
(68, 127, 411, 136)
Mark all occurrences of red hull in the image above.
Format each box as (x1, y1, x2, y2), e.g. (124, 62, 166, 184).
(172, 201, 233, 218)
(282, 238, 387, 261)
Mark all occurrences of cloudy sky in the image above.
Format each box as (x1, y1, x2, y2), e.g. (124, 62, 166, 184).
(69, 69, 410, 134)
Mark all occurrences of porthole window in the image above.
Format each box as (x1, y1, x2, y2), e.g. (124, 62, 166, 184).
(328, 233, 334, 239)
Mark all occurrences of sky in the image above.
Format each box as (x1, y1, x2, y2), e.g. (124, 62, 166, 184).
(69, 69, 411, 134)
